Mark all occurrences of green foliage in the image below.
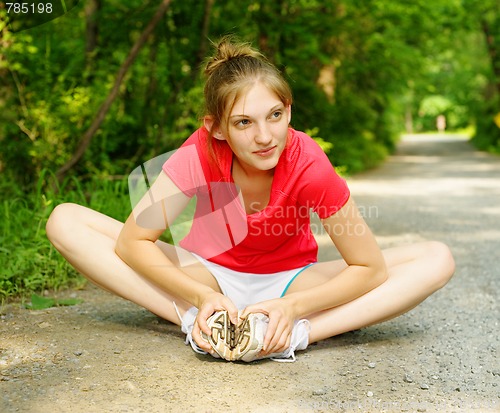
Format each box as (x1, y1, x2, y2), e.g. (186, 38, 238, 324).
(462, 0, 500, 152)
(0, 171, 131, 302)
(307, 128, 334, 155)
(471, 96, 500, 153)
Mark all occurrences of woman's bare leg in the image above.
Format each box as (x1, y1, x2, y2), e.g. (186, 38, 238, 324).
(46, 203, 221, 324)
(285, 241, 455, 343)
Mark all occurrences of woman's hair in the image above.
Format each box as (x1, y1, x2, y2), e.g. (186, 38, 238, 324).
(203, 35, 293, 140)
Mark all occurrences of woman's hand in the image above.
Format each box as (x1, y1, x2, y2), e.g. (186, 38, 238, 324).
(191, 291, 239, 353)
(240, 297, 298, 356)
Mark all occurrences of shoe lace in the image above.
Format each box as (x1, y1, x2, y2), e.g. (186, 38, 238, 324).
(270, 353, 297, 362)
(173, 302, 207, 355)
(269, 319, 310, 363)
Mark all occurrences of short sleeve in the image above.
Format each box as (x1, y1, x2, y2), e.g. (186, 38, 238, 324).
(296, 150, 350, 219)
(162, 143, 207, 198)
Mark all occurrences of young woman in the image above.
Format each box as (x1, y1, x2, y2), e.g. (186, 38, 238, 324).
(46, 37, 455, 362)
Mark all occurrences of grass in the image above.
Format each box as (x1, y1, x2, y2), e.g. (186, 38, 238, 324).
(0, 170, 132, 304)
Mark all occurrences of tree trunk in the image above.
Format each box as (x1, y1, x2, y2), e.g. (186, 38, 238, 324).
(85, 0, 100, 54)
(84, 0, 101, 80)
(197, 0, 215, 64)
(160, 0, 214, 142)
(481, 19, 500, 98)
(56, 0, 173, 182)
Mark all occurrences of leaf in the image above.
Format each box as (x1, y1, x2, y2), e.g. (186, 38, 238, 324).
(28, 293, 83, 310)
(55, 298, 83, 306)
(29, 294, 56, 310)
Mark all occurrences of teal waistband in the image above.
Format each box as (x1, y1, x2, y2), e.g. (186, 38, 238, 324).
(280, 263, 316, 297)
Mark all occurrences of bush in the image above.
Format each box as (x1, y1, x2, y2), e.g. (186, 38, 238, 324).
(0, 171, 131, 302)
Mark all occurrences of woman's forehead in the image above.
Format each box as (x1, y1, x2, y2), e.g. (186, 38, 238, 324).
(229, 82, 283, 117)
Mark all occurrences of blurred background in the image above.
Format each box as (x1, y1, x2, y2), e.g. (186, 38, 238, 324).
(0, 0, 498, 299)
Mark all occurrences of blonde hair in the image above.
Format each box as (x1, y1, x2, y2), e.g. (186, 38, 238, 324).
(203, 36, 292, 157)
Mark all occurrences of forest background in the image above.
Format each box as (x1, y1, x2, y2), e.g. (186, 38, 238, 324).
(0, 0, 499, 300)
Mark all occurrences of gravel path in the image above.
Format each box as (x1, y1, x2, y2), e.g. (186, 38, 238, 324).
(1, 134, 499, 412)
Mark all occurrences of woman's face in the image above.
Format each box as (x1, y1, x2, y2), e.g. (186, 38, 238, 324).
(220, 82, 291, 175)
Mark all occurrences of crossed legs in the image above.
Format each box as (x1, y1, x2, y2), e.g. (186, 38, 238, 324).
(46, 203, 455, 343)
(286, 242, 455, 343)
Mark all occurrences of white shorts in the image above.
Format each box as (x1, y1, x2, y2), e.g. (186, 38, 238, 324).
(192, 254, 315, 310)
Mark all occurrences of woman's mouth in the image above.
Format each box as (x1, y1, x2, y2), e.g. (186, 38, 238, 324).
(254, 146, 277, 157)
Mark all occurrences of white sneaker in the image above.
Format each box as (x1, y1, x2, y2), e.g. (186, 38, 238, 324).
(233, 312, 267, 362)
(266, 318, 310, 362)
(200, 310, 266, 361)
(201, 310, 234, 360)
(176, 306, 211, 356)
(202, 310, 309, 362)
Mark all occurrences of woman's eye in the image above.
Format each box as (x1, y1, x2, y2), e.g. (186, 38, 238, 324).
(271, 111, 282, 119)
(236, 119, 250, 127)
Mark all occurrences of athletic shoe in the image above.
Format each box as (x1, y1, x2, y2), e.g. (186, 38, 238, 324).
(175, 305, 213, 356)
(201, 310, 234, 360)
(201, 310, 267, 361)
(201, 310, 309, 362)
(265, 318, 310, 362)
(232, 312, 267, 362)
(234, 313, 310, 362)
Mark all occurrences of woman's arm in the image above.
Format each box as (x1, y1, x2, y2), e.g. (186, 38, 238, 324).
(285, 196, 388, 317)
(114, 172, 215, 309)
(241, 196, 388, 355)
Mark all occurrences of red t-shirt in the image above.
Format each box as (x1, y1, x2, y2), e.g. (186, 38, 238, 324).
(162, 127, 350, 273)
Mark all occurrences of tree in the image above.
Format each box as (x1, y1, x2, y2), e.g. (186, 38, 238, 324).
(55, 0, 173, 181)
(463, 0, 500, 150)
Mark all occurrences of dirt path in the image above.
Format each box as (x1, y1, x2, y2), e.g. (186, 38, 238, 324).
(1, 134, 499, 412)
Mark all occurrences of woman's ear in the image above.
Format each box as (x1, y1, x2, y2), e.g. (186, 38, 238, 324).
(203, 116, 226, 141)
(286, 104, 292, 124)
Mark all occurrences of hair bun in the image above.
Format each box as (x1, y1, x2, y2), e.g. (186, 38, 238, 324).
(204, 36, 264, 77)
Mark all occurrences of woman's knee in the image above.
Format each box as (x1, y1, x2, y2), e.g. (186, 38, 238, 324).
(46, 203, 81, 246)
(425, 240, 455, 289)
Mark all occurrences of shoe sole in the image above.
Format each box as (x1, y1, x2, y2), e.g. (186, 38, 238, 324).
(202, 311, 267, 362)
(233, 313, 266, 362)
(202, 311, 234, 360)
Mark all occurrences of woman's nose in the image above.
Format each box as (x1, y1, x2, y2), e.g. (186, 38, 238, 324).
(254, 123, 272, 145)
